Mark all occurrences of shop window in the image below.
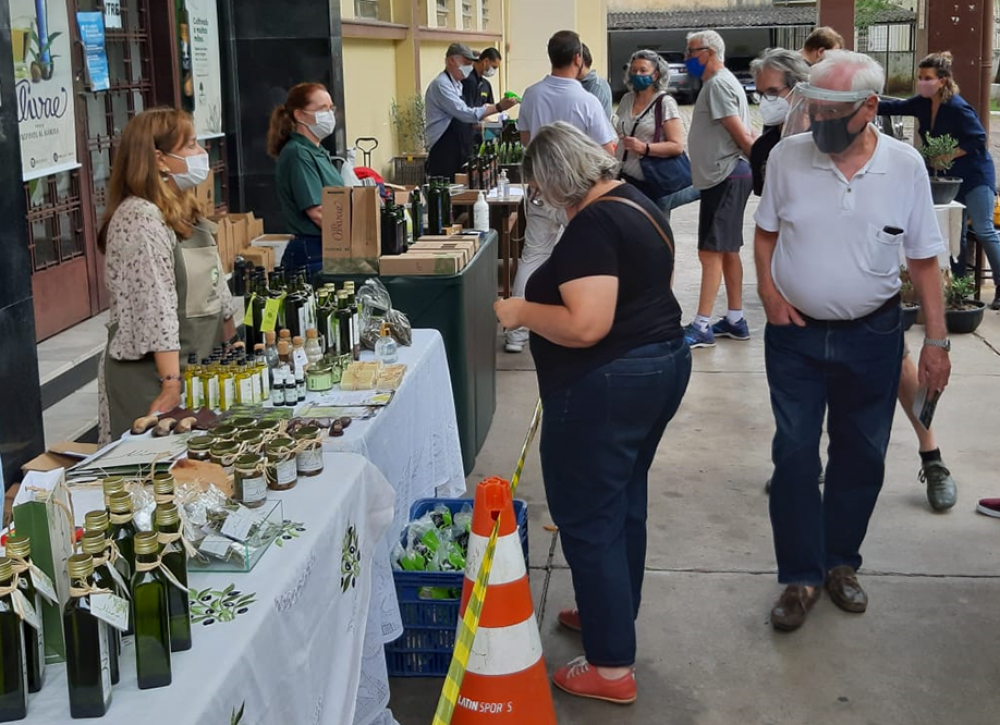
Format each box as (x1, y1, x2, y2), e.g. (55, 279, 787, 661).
(25, 172, 85, 272)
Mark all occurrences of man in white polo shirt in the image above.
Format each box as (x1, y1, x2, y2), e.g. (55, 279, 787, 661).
(503, 30, 616, 353)
(754, 51, 951, 632)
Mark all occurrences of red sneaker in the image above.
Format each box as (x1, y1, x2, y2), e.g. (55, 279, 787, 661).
(557, 608, 581, 632)
(552, 656, 636, 704)
(976, 498, 1000, 518)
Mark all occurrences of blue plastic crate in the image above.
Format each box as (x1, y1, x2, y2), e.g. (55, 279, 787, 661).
(385, 497, 528, 677)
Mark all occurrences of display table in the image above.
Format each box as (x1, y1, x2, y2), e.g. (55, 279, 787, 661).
(27, 453, 397, 725)
(452, 187, 526, 298)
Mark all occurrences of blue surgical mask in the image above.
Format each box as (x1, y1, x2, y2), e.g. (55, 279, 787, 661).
(630, 74, 654, 91)
(685, 56, 706, 79)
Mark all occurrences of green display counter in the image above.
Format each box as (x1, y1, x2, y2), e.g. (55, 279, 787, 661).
(318, 231, 498, 475)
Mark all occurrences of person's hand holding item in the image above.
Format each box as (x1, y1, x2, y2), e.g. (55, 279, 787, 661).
(494, 297, 526, 330)
(918, 345, 951, 394)
(498, 96, 519, 112)
(621, 136, 647, 155)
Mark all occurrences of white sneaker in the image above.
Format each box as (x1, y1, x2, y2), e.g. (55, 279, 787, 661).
(504, 342, 524, 353)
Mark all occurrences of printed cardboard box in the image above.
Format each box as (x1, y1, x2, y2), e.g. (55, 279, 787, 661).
(379, 251, 465, 276)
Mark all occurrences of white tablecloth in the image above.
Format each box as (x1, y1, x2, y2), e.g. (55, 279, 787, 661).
(28, 453, 396, 725)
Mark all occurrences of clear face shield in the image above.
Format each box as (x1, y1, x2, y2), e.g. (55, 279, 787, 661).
(781, 82, 876, 142)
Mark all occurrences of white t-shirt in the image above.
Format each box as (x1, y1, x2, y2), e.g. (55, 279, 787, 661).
(613, 92, 681, 181)
(517, 75, 616, 146)
(755, 128, 946, 321)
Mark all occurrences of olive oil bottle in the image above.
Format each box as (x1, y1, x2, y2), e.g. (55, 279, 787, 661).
(0, 557, 28, 721)
(154, 504, 191, 652)
(152, 473, 175, 506)
(83, 509, 110, 538)
(5, 536, 44, 694)
(131, 532, 172, 689)
(80, 534, 120, 686)
(64, 554, 112, 718)
(108, 491, 137, 583)
(101, 477, 125, 511)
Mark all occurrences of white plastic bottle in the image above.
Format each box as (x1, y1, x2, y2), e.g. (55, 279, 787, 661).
(474, 191, 490, 231)
(498, 169, 510, 200)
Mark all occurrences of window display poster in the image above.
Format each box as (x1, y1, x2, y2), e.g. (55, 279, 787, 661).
(184, 0, 224, 138)
(76, 12, 110, 92)
(9, 0, 80, 180)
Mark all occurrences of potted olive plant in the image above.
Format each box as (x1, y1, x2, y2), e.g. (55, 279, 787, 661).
(920, 133, 963, 205)
(944, 274, 986, 333)
(390, 95, 427, 185)
(899, 266, 920, 331)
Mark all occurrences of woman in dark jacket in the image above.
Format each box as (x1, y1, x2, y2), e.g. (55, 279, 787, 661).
(879, 51, 1000, 309)
(493, 122, 691, 706)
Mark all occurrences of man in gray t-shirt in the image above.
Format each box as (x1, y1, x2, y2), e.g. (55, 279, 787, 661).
(684, 30, 755, 350)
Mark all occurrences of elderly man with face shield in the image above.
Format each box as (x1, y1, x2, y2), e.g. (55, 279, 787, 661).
(749, 48, 810, 196)
(755, 51, 951, 632)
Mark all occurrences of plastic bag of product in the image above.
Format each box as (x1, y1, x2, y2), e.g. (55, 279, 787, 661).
(358, 278, 412, 350)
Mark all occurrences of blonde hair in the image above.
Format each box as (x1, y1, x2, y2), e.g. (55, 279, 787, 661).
(919, 52, 960, 102)
(98, 108, 200, 252)
(804, 26, 844, 53)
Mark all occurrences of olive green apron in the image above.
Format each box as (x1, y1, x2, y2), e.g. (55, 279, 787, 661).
(104, 220, 226, 436)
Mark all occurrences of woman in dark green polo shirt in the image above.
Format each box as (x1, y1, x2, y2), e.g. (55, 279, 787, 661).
(267, 82, 343, 275)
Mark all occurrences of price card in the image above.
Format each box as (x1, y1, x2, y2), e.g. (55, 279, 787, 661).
(293, 347, 309, 376)
(261, 295, 284, 332)
(242, 293, 257, 326)
(29, 565, 58, 604)
(199, 536, 233, 560)
(221, 506, 256, 542)
(11, 590, 41, 631)
(90, 593, 130, 632)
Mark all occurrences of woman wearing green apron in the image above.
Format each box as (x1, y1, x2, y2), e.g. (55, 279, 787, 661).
(97, 108, 236, 443)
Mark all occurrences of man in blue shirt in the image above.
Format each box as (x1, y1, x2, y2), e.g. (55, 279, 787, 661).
(425, 43, 518, 180)
(578, 44, 612, 118)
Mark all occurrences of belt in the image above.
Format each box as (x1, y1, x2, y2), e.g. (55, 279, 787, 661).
(800, 294, 900, 328)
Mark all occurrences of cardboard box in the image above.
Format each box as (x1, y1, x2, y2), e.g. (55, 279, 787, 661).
(351, 187, 381, 264)
(251, 234, 293, 267)
(21, 442, 99, 474)
(379, 251, 465, 276)
(417, 232, 482, 252)
(209, 215, 236, 273)
(241, 246, 275, 271)
(408, 240, 477, 267)
(322, 187, 381, 274)
(321, 186, 352, 259)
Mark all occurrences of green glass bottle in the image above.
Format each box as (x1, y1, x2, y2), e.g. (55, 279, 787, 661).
(152, 473, 175, 507)
(5, 536, 44, 694)
(0, 557, 28, 720)
(83, 509, 110, 538)
(131, 532, 172, 689)
(154, 504, 191, 652)
(80, 533, 121, 686)
(64, 554, 113, 718)
(101, 477, 125, 512)
(108, 492, 137, 591)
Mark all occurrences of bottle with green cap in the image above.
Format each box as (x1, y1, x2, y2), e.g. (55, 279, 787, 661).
(0, 557, 28, 720)
(5, 535, 44, 693)
(131, 531, 172, 689)
(80, 532, 121, 686)
(154, 504, 191, 652)
(64, 554, 113, 718)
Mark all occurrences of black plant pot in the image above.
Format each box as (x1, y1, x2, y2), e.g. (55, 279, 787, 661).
(945, 299, 986, 334)
(901, 304, 919, 331)
(930, 177, 962, 205)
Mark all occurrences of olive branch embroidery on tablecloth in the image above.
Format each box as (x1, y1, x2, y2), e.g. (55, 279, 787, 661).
(231, 701, 246, 725)
(341, 524, 361, 592)
(189, 584, 257, 625)
(275, 519, 307, 547)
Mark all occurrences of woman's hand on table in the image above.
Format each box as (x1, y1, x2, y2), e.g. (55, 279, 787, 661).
(149, 380, 182, 416)
(494, 297, 526, 330)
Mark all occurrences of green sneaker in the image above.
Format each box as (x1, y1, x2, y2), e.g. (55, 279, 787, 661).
(920, 460, 957, 511)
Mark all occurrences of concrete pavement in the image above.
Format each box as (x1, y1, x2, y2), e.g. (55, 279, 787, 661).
(390, 195, 1000, 725)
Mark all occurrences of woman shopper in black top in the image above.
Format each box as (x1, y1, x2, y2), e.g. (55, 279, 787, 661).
(493, 122, 691, 706)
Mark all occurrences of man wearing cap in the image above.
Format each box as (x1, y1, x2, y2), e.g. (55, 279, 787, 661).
(755, 51, 951, 632)
(425, 43, 518, 180)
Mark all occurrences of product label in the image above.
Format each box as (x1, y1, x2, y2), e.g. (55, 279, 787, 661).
(260, 368, 270, 398)
(277, 458, 297, 486)
(297, 448, 323, 473)
(33, 594, 44, 670)
(271, 385, 285, 406)
(98, 621, 112, 704)
(252, 373, 263, 403)
(292, 348, 309, 377)
(29, 565, 57, 604)
(11, 590, 40, 631)
(261, 296, 282, 332)
(239, 378, 254, 405)
(352, 312, 360, 347)
(208, 377, 220, 410)
(242, 475, 267, 503)
(91, 593, 130, 632)
(221, 506, 257, 541)
(223, 378, 236, 409)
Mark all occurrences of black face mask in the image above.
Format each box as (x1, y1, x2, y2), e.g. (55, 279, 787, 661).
(810, 104, 866, 155)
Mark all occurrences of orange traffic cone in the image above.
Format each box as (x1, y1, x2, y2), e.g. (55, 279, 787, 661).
(452, 477, 557, 724)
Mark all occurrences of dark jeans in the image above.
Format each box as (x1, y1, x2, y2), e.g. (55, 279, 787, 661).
(765, 302, 903, 586)
(283, 235, 322, 277)
(540, 338, 691, 667)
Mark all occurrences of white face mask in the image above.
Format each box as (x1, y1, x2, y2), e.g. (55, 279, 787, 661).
(459, 64, 474, 79)
(484, 66, 497, 78)
(304, 110, 336, 141)
(167, 152, 210, 190)
(759, 95, 791, 127)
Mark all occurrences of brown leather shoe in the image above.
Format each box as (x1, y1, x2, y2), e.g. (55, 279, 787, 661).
(770, 585, 821, 632)
(825, 565, 868, 613)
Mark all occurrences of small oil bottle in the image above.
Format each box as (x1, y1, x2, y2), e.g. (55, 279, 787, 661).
(201, 358, 220, 411)
(154, 504, 191, 652)
(184, 353, 202, 410)
(101, 476, 125, 512)
(80, 533, 120, 686)
(64, 554, 113, 718)
(5, 536, 45, 694)
(83, 509, 110, 538)
(108, 491, 137, 637)
(131, 532, 172, 690)
(0, 556, 28, 720)
(254, 344, 270, 400)
(218, 359, 235, 412)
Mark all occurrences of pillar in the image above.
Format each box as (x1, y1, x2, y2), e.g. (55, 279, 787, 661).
(0, 2, 45, 485)
(927, 0, 993, 126)
(218, 0, 346, 229)
(818, 0, 855, 51)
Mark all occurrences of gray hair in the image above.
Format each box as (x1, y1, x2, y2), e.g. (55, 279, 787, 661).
(624, 49, 671, 93)
(750, 47, 809, 89)
(686, 30, 725, 62)
(810, 49, 885, 95)
(523, 122, 620, 208)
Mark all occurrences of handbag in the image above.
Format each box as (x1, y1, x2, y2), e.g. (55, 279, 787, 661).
(637, 95, 693, 198)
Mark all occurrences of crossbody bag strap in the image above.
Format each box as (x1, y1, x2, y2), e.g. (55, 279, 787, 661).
(621, 93, 668, 164)
(589, 196, 675, 257)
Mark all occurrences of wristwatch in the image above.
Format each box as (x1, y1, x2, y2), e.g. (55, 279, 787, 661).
(923, 337, 951, 353)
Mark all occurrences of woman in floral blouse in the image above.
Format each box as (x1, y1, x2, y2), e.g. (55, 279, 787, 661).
(98, 108, 236, 442)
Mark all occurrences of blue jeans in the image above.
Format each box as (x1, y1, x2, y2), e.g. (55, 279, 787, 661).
(656, 185, 701, 224)
(955, 184, 1000, 285)
(539, 338, 691, 666)
(283, 235, 323, 277)
(765, 302, 903, 586)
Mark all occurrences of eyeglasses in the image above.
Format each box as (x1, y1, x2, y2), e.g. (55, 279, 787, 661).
(684, 47, 710, 58)
(759, 86, 789, 101)
(527, 186, 545, 208)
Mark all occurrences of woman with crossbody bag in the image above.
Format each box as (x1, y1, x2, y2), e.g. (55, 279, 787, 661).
(614, 49, 699, 221)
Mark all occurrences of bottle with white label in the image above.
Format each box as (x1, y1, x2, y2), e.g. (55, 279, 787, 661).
(0, 557, 28, 720)
(64, 554, 113, 717)
(5, 536, 44, 694)
(474, 190, 490, 231)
